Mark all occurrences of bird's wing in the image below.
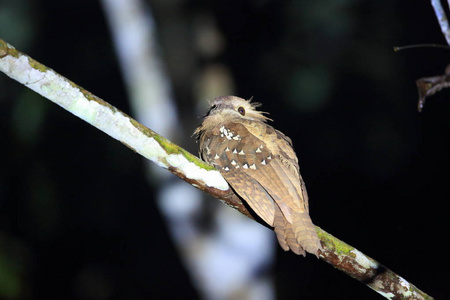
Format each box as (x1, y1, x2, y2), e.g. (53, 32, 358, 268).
(199, 122, 276, 225)
(244, 119, 310, 212)
(199, 120, 308, 226)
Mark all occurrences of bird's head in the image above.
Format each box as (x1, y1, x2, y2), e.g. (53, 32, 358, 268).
(195, 96, 271, 136)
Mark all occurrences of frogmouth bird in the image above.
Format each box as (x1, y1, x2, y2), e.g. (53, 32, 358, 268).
(194, 95, 322, 256)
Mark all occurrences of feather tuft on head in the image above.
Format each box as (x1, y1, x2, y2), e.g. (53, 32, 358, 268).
(195, 96, 272, 136)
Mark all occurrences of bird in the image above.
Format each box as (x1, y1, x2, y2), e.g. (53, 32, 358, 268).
(194, 95, 322, 256)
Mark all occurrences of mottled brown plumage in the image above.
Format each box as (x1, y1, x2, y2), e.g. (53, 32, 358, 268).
(194, 95, 322, 256)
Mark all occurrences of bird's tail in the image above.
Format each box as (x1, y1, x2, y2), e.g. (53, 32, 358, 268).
(273, 205, 322, 257)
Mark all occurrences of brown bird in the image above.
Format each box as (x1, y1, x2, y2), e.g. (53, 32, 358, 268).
(194, 95, 322, 256)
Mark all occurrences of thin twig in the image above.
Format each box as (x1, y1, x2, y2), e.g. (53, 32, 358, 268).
(0, 39, 434, 300)
(431, 0, 450, 45)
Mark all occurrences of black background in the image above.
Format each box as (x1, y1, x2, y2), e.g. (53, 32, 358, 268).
(0, 0, 449, 299)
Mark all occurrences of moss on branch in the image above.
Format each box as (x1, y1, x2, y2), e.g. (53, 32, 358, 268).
(0, 38, 434, 300)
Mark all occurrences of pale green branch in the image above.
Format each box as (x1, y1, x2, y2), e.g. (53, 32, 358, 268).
(0, 39, 433, 300)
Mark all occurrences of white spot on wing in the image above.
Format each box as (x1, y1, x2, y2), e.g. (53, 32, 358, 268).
(221, 127, 235, 140)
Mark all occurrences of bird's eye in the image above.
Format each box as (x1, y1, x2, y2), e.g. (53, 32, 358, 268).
(238, 106, 246, 116)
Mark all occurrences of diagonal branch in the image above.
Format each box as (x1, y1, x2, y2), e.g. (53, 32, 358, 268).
(0, 39, 433, 300)
(431, 0, 450, 46)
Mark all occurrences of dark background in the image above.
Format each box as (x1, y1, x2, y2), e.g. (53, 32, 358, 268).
(0, 0, 449, 299)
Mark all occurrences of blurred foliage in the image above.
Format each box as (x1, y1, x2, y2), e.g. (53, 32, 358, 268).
(11, 90, 49, 146)
(0, 233, 30, 299)
(0, 0, 38, 49)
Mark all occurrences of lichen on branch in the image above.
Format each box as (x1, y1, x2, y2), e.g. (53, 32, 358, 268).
(0, 39, 434, 300)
